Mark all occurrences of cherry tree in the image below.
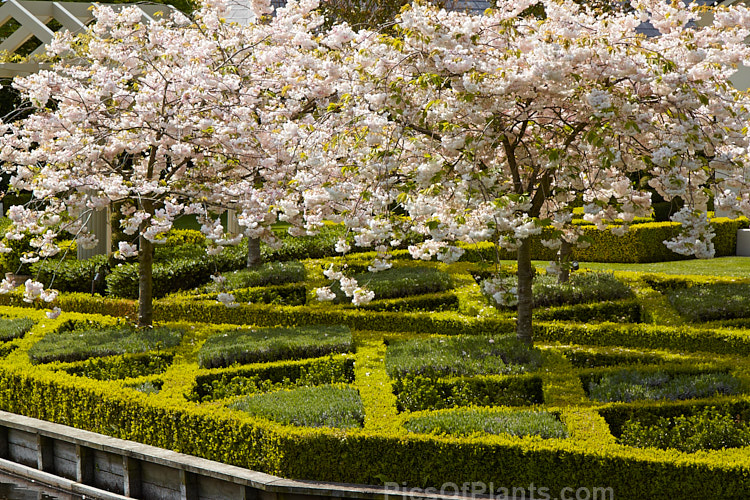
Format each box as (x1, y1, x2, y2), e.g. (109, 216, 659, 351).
(0, 0, 328, 326)
(304, 0, 750, 343)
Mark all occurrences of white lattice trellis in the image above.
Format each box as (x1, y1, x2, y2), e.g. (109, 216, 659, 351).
(0, 0, 173, 77)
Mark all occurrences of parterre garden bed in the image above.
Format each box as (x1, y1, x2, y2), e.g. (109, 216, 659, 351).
(0, 227, 750, 498)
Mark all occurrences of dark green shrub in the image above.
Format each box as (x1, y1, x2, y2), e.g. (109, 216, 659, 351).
(620, 407, 750, 452)
(28, 326, 183, 364)
(229, 284, 307, 306)
(667, 283, 750, 322)
(405, 408, 568, 439)
(0, 317, 34, 341)
(350, 292, 459, 312)
(262, 225, 344, 261)
(153, 242, 211, 262)
(198, 325, 353, 369)
(106, 245, 246, 298)
(393, 374, 544, 412)
(230, 384, 365, 429)
(54, 318, 106, 333)
(0, 343, 16, 359)
(332, 266, 452, 302)
(0, 233, 33, 275)
(385, 335, 542, 379)
(31, 254, 108, 293)
(586, 370, 742, 403)
(177, 283, 307, 306)
(533, 299, 642, 323)
(204, 261, 306, 291)
(58, 353, 173, 381)
(264, 225, 423, 262)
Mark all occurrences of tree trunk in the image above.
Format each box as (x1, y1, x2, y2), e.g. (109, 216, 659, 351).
(557, 240, 572, 284)
(516, 238, 534, 345)
(137, 200, 155, 327)
(247, 236, 261, 268)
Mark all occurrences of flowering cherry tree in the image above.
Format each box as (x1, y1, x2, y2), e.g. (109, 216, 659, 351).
(304, 0, 750, 343)
(0, 0, 327, 325)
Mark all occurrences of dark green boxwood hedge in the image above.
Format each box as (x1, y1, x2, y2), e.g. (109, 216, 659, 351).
(586, 370, 742, 403)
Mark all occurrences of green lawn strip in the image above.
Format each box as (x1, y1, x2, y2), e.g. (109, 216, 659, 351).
(579, 257, 750, 278)
(352, 331, 402, 434)
(483, 257, 750, 278)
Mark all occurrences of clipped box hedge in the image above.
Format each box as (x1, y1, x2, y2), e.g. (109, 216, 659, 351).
(190, 355, 355, 402)
(392, 373, 544, 412)
(0, 309, 748, 499)
(460, 217, 749, 263)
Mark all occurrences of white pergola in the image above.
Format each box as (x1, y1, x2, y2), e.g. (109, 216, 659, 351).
(0, 0, 171, 78)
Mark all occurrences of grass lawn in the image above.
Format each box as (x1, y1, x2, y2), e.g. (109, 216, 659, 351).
(498, 257, 750, 278)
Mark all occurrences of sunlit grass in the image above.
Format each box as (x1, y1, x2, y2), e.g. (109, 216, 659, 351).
(494, 257, 750, 278)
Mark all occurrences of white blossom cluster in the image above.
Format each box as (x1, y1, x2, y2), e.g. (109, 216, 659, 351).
(481, 276, 518, 308)
(1, 0, 750, 318)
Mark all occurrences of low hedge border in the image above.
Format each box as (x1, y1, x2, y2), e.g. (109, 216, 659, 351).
(558, 345, 672, 369)
(0, 308, 749, 498)
(391, 373, 545, 412)
(189, 355, 355, 402)
(599, 398, 750, 438)
(458, 217, 749, 264)
(54, 353, 175, 381)
(532, 298, 641, 323)
(179, 283, 308, 307)
(341, 291, 460, 312)
(615, 273, 685, 326)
